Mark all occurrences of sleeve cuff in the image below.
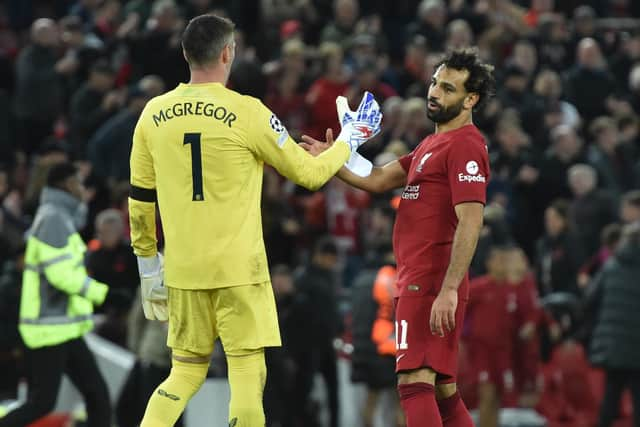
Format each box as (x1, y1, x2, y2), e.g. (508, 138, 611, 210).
(85, 280, 109, 305)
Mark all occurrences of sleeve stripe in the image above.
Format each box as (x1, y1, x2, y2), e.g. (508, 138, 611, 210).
(130, 185, 157, 203)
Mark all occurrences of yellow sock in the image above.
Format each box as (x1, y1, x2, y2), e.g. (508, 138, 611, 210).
(227, 349, 266, 427)
(140, 350, 210, 427)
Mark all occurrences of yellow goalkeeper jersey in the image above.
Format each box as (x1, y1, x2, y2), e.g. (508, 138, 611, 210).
(129, 82, 350, 290)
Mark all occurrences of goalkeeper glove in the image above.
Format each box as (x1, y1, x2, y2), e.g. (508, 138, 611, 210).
(137, 253, 168, 321)
(335, 91, 382, 177)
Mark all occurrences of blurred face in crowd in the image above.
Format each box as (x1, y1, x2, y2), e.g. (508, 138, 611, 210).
(577, 38, 604, 70)
(427, 65, 474, 124)
(63, 174, 85, 201)
(420, 0, 446, 29)
(534, 69, 562, 99)
(545, 206, 567, 237)
(532, 0, 554, 13)
(621, 200, 640, 224)
(568, 166, 596, 197)
(335, 0, 358, 28)
(595, 124, 619, 152)
(90, 70, 116, 92)
(31, 19, 60, 48)
(0, 170, 7, 199)
(512, 41, 537, 76)
(446, 20, 473, 50)
(97, 219, 124, 250)
(505, 247, 529, 284)
(552, 125, 581, 159)
(272, 272, 294, 299)
(486, 247, 508, 281)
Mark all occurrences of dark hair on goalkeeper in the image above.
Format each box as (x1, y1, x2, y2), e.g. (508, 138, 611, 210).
(181, 14, 235, 68)
(435, 48, 496, 112)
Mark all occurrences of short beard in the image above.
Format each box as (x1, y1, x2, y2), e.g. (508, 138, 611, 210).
(426, 97, 466, 124)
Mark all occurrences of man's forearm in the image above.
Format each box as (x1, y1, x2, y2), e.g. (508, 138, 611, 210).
(441, 218, 483, 291)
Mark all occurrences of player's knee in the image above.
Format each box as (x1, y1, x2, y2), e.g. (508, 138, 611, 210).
(478, 381, 498, 406)
(436, 382, 457, 400)
(169, 349, 210, 392)
(397, 367, 437, 385)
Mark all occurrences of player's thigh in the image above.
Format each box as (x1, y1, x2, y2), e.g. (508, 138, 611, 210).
(167, 287, 217, 355)
(394, 296, 467, 380)
(214, 281, 281, 356)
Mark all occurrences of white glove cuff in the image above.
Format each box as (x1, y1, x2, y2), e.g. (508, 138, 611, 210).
(137, 254, 162, 277)
(345, 152, 373, 177)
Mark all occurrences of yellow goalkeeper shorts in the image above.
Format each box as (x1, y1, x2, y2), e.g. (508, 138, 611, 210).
(167, 281, 281, 356)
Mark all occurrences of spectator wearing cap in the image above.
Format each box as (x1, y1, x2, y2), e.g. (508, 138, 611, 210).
(588, 223, 640, 427)
(563, 38, 616, 123)
(568, 163, 617, 256)
(87, 75, 165, 184)
(69, 60, 123, 159)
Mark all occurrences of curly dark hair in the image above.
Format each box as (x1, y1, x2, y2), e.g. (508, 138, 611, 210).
(435, 48, 496, 112)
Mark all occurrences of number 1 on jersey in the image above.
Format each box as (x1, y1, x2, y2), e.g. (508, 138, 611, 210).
(184, 133, 203, 201)
(396, 319, 408, 350)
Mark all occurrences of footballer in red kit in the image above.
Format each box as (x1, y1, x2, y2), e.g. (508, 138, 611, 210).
(301, 48, 496, 427)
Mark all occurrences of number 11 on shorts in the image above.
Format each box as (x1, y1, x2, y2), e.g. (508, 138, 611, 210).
(396, 319, 408, 350)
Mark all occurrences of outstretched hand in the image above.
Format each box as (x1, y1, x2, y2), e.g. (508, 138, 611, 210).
(299, 128, 335, 157)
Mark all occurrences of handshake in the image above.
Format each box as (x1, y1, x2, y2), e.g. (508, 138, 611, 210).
(301, 91, 383, 177)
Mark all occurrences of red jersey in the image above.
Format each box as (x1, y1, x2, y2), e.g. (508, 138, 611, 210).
(467, 275, 524, 349)
(393, 124, 489, 299)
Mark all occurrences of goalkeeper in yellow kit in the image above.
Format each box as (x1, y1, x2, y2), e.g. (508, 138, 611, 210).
(128, 14, 382, 427)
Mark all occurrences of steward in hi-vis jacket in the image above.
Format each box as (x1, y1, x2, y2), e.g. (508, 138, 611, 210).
(0, 163, 112, 427)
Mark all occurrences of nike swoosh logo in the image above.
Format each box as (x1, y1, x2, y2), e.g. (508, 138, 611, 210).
(396, 354, 406, 363)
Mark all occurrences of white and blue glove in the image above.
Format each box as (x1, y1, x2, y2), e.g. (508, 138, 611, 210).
(336, 91, 382, 177)
(137, 253, 168, 321)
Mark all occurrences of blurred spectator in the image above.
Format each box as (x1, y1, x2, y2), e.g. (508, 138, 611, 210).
(320, 0, 359, 50)
(586, 116, 637, 197)
(445, 19, 474, 51)
(396, 35, 428, 98)
(589, 223, 640, 427)
(68, 60, 122, 159)
(620, 190, 640, 225)
(568, 163, 617, 256)
(14, 19, 69, 156)
(87, 75, 165, 184)
(350, 243, 400, 427)
(305, 42, 349, 140)
(293, 237, 341, 427)
(0, 163, 110, 427)
(578, 223, 622, 291)
(563, 38, 616, 123)
(127, 0, 188, 89)
(264, 264, 312, 427)
(86, 209, 138, 348)
(537, 124, 585, 206)
(395, 97, 430, 150)
(58, 14, 105, 84)
(0, 245, 24, 400)
(405, 0, 447, 52)
(535, 199, 584, 296)
(532, 69, 581, 135)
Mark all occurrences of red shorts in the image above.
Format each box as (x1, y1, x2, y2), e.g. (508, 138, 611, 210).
(470, 341, 515, 394)
(394, 294, 467, 382)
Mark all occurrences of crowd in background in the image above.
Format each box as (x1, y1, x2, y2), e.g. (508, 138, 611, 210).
(0, 0, 640, 426)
